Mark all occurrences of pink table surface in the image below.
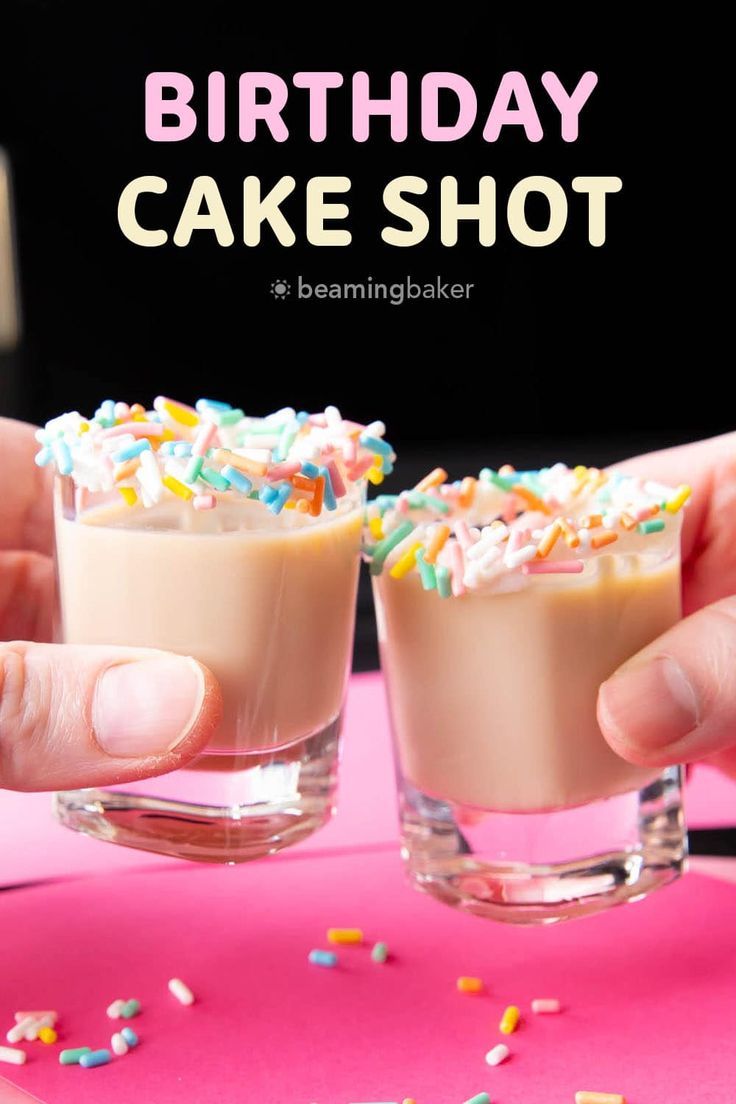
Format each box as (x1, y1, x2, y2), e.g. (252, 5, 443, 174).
(1, 671, 735, 890)
(2, 857, 735, 1104)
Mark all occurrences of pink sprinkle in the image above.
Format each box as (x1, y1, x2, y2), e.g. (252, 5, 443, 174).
(347, 455, 373, 480)
(454, 520, 475, 550)
(326, 458, 347, 498)
(192, 422, 218, 457)
(522, 560, 584, 574)
(193, 494, 216, 511)
(505, 527, 524, 556)
(268, 461, 301, 481)
(450, 542, 466, 596)
(309, 413, 328, 427)
(395, 496, 410, 515)
(502, 494, 519, 523)
(100, 422, 164, 439)
(74, 487, 88, 514)
(634, 505, 657, 522)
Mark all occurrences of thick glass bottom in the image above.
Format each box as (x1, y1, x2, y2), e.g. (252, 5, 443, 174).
(54, 716, 341, 863)
(399, 765, 686, 925)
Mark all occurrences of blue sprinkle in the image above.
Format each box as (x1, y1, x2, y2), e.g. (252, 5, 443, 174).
(52, 439, 73, 476)
(301, 461, 320, 479)
(296, 411, 310, 425)
(319, 466, 337, 511)
(79, 1049, 112, 1069)
(173, 442, 193, 458)
(120, 1027, 138, 1047)
(159, 441, 175, 456)
(308, 949, 337, 967)
(112, 439, 152, 463)
(359, 434, 393, 457)
(381, 456, 394, 476)
(259, 485, 278, 505)
(34, 446, 54, 467)
(221, 465, 252, 495)
(195, 398, 232, 413)
(267, 482, 292, 515)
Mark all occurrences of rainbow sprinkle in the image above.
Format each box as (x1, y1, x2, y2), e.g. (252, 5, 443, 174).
(363, 463, 689, 595)
(35, 399, 395, 517)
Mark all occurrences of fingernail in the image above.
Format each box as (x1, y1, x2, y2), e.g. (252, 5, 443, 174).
(93, 657, 205, 757)
(599, 654, 699, 754)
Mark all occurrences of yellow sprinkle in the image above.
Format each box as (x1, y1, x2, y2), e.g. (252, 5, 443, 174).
(499, 1004, 520, 1034)
(372, 453, 384, 470)
(162, 399, 200, 427)
(389, 542, 423, 580)
(118, 486, 138, 507)
(327, 928, 364, 944)
(575, 1094, 626, 1104)
(573, 465, 588, 479)
(79, 421, 90, 434)
(366, 466, 384, 486)
(665, 484, 691, 513)
(38, 1027, 57, 1045)
(284, 500, 296, 509)
(369, 516, 384, 541)
(163, 474, 194, 501)
(456, 976, 484, 994)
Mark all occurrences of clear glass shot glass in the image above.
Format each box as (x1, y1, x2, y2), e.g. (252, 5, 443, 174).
(373, 515, 686, 924)
(53, 476, 363, 863)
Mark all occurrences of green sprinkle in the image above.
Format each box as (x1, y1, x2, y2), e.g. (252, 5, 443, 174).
(638, 518, 666, 535)
(215, 408, 245, 427)
(200, 466, 230, 492)
(371, 941, 389, 964)
(416, 548, 437, 591)
(463, 1095, 491, 1104)
(59, 1047, 92, 1066)
(183, 455, 204, 484)
(369, 521, 415, 575)
(436, 564, 452, 598)
(406, 491, 450, 514)
(120, 998, 141, 1019)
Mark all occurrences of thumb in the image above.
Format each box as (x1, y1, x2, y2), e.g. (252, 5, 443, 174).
(597, 596, 736, 768)
(0, 642, 221, 791)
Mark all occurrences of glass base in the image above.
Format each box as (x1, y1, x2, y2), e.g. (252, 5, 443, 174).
(54, 715, 341, 863)
(399, 766, 686, 925)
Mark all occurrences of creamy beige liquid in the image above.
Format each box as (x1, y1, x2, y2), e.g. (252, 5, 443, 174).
(375, 554, 681, 812)
(56, 495, 362, 761)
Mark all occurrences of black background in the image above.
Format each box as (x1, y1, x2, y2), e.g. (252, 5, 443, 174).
(0, 3, 716, 666)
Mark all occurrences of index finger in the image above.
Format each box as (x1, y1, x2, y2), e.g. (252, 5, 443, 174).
(0, 417, 54, 554)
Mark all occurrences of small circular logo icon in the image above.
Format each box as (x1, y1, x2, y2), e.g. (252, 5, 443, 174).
(270, 279, 290, 300)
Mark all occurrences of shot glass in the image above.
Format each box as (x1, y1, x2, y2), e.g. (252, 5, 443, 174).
(369, 465, 688, 924)
(46, 399, 386, 863)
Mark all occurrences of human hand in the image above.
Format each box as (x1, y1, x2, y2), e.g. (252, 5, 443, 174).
(597, 432, 736, 778)
(0, 418, 221, 791)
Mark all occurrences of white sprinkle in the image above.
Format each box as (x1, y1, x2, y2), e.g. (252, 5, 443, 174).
(14, 1011, 57, 1024)
(532, 998, 561, 1013)
(485, 1043, 510, 1066)
(644, 479, 678, 501)
(6, 1016, 36, 1044)
(504, 544, 537, 570)
(111, 1032, 129, 1056)
(363, 420, 386, 438)
(24, 1015, 54, 1041)
(168, 978, 195, 1006)
(106, 1000, 125, 1020)
(0, 1045, 27, 1066)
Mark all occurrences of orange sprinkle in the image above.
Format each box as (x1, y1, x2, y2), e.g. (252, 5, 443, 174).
(459, 476, 477, 509)
(213, 449, 269, 477)
(415, 467, 448, 494)
(619, 512, 637, 531)
(114, 458, 140, 483)
(292, 474, 318, 492)
(591, 530, 618, 550)
(511, 484, 551, 514)
(558, 517, 580, 548)
(536, 520, 562, 558)
(309, 475, 325, 516)
(425, 524, 450, 565)
(579, 514, 603, 529)
(296, 499, 310, 513)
